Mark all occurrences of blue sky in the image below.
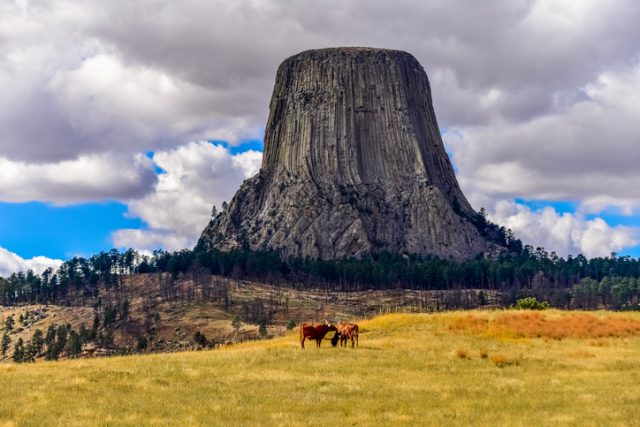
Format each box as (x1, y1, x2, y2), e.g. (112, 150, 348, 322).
(214, 139, 264, 155)
(0, 201, 140, 259)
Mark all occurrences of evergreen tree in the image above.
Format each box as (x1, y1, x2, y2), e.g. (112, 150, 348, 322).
(69, 330, 82, 358)
(103, 305, 117, 327)
(79, 323, 90, 343)
(1, 334, 10, 357)
(100, 328, 114, 348)
(4, 315, 14, 332)
(91, 313, 100, 338)
(57, 324, 69, 352)
(136, 336, 148, 351)
(30, 329, 44, 356)
(478, 290, 488, 306)
(120, 299, 130, 322)
(45, 324, 57, 350)
(258, 318, 268, 337)
(231, 315, 242, 336)
(24, 341, 37, 362)
(12, 338, 25, 362)
(193, 331, 207, 347)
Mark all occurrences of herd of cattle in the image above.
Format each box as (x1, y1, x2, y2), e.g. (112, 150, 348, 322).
(299, 321, 359, 349)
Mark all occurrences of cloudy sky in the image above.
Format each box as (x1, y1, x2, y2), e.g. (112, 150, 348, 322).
(1, 0, 639, 275)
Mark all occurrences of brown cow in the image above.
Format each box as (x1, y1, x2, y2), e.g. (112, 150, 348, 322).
(299, 322, 338, 349)
(336, 322, 359, 348)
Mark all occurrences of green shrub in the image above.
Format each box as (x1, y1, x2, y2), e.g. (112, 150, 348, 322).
(515, 297, 551, 310)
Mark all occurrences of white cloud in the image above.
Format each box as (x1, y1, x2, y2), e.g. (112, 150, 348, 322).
(0, 246, 63, 277)
(0, 3, 265, 163)
(486, 200, 639, 258)
(48, 54, 262, 156)
(112, 142, 262, 252)
(110, 229, 192, 254)
(0, 153, 156, 204)
(446, 63, 640, 215)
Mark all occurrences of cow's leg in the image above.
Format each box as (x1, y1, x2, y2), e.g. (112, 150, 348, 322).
(316, 338, 321, 348)
(301, 336, 306, 349)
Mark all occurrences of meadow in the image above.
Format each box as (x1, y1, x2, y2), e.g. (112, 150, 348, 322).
(1, 310, 640, 426)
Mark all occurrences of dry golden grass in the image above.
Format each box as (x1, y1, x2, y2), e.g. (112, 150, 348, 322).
(1, 310, 640, 426)
(448, 310, 640, 339)
(490, 353, 520, 368)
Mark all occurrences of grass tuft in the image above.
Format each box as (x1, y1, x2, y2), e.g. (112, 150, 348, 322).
(456, 348, 469, 359)
(566, 350, 596, 359)
(491, 353, 519, 368)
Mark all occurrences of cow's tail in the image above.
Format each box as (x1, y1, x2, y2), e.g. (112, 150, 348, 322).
(299, 324, 305, 349)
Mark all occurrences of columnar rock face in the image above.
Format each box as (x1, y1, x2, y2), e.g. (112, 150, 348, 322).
(200, 47, 494, 260)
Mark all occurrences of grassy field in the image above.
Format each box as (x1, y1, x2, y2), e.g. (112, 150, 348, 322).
(2, 310, 640, 426)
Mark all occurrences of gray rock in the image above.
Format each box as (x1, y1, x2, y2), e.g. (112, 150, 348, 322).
(200, 47, 497, 260)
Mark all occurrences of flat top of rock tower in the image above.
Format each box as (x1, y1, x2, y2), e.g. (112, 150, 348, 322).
(282, 47, 417, 63)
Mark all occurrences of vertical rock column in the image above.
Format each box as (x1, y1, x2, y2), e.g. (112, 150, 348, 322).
(200, 47, 492, 260)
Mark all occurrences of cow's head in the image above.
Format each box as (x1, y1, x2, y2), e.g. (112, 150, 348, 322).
(323, 319, 337, 331)
(330, 331, 340, 347)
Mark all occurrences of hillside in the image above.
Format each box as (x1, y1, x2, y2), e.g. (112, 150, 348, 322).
(2, 310, 640, 426)
(1, 273, 493, 360)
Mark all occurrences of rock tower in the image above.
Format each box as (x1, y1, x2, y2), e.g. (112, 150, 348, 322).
(200, 47, 494, 259)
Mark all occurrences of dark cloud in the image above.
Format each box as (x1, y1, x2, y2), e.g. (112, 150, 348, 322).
(4, 1, 639, 162)
(447, 63, 640, 213)
(0, 153, 157, 204)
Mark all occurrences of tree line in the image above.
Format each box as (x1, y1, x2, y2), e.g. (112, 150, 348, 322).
(0, 244, 638, 309)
